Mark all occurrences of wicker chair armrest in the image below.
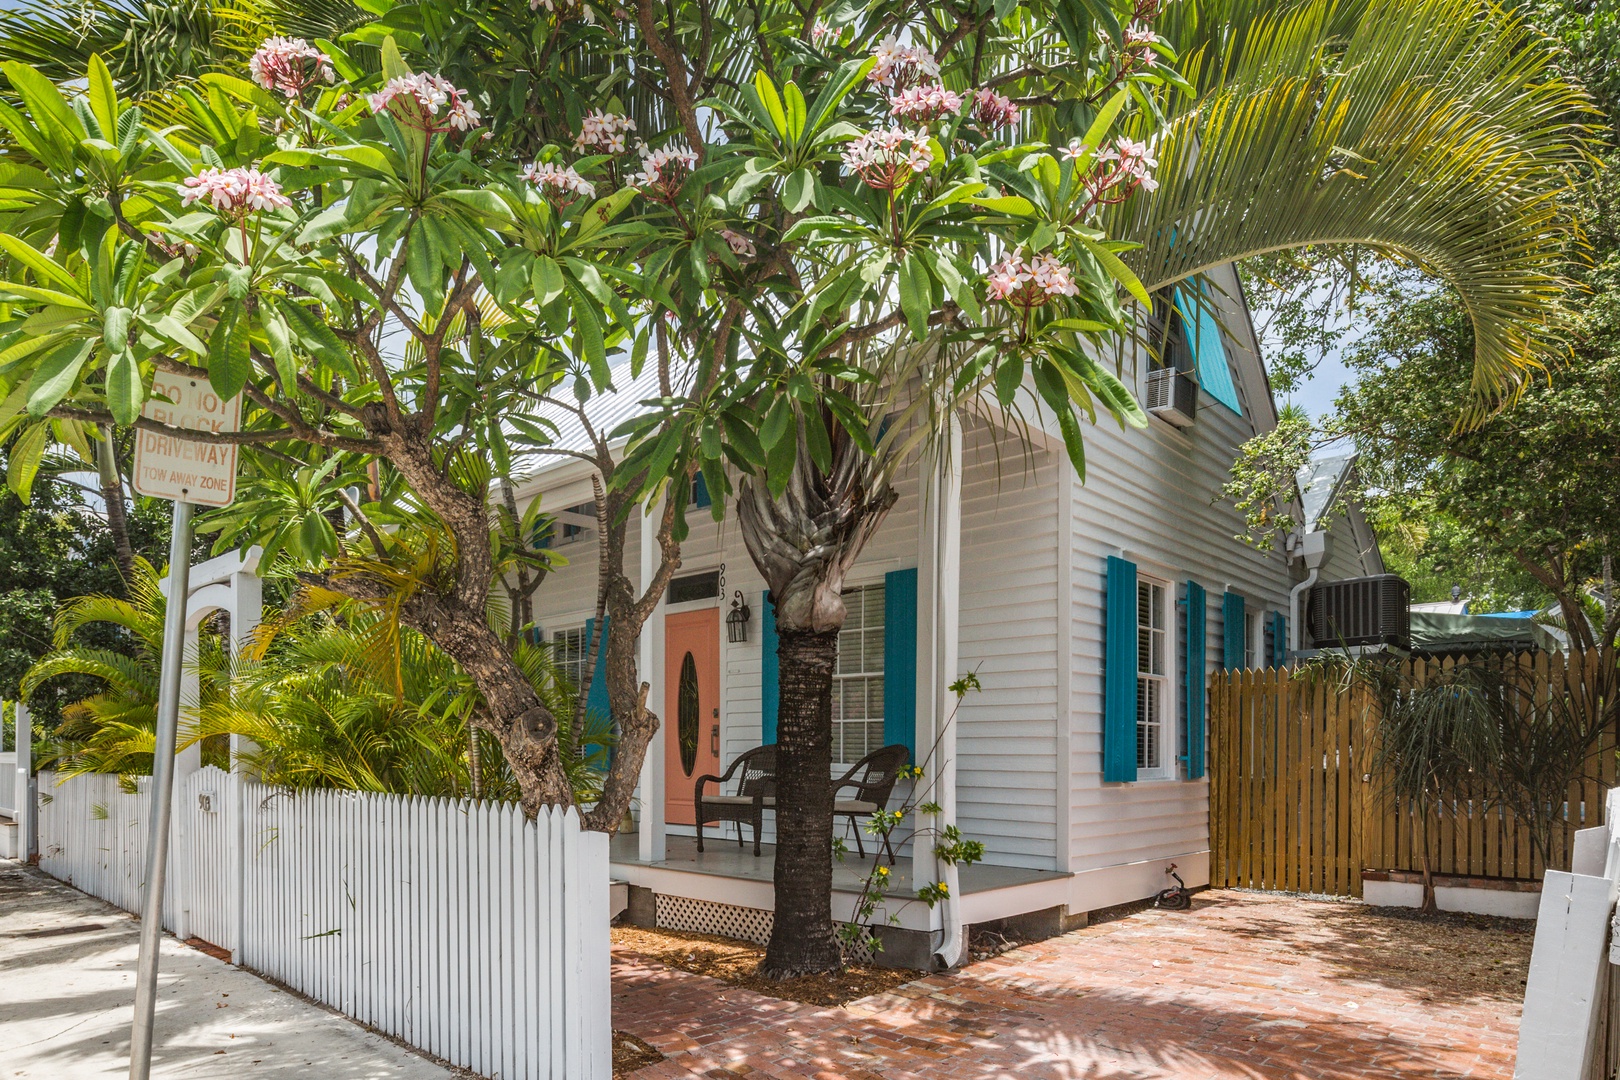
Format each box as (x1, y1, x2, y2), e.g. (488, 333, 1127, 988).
(692, 774, 727, 798)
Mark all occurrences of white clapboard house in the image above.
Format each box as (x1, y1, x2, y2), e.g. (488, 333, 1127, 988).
(511, 262, 1382, 966)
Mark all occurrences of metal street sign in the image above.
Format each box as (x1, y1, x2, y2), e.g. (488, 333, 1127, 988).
(128, 366, 241, 1080)
(132, 368, 241, 508)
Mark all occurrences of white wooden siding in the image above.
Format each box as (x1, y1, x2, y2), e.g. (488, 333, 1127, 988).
(1063, 263, 1292, 883)
(954, 424, 1061, 869)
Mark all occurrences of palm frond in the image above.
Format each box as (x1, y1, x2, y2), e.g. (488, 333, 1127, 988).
(1111, 0, 1591, 413)
(22, 648, 159, 702)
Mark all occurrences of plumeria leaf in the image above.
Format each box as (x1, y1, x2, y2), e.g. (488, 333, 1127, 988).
(25, 339, 93, 418)
(105, 350, 143, 426)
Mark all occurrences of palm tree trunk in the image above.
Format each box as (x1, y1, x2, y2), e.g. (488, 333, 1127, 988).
(1418, 799, 1437, 915)
(761, 625, 842, 978)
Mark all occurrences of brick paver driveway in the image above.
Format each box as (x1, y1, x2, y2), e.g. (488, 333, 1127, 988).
(613, 889, 1527, 1079)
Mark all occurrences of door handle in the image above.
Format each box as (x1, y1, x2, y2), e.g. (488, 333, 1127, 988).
(710, 724, 720, 756)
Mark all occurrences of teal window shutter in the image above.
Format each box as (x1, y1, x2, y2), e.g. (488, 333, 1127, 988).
(1222, 591, 1245, 669)
(761, 592, 778, 744)
(1184, 581, 1206, 780)
(882, 568, 918, 759)
(1176, 283, 1241, 415)
(1103, 556, 1139, 783)
(1269, 610, 1288, 667)
(584, 617, 612, 717)
(691, 473, 711, 508)
(582, 617, 612, 765)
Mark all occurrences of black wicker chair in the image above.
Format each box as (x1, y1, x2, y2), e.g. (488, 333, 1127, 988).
(832, 744, 911, 864)
(694, 745, 777, 856)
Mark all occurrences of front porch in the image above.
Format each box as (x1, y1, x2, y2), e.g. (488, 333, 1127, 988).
(609, 832, 1075, 967)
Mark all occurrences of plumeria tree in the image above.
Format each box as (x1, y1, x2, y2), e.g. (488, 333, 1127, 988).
(0, 42, 675, 814)
(463, 8, 1169, 977)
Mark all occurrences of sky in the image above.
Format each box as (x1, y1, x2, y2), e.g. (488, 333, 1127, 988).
(1279, 349, 1354, 419)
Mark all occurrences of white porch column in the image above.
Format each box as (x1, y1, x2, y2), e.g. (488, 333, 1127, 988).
(914, 413, 963, 967)
(638, 502, 667, 863)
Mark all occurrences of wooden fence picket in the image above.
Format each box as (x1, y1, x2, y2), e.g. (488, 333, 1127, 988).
(1209, 655, 1616, 897)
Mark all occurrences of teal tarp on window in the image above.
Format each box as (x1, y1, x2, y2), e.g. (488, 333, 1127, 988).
(1176, 284, 1242, 415)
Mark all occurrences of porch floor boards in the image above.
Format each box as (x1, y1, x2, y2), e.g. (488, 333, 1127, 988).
(608, 832, 1066, 896)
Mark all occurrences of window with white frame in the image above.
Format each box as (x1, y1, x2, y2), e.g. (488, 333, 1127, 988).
(832, 583, 885, 765)
(1244, 609, 1258, 670)
(1136, 578, 1174, 778)
(552, 626, 589, 690)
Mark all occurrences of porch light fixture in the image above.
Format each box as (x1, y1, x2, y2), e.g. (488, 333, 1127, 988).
(727, 590, 752, 643)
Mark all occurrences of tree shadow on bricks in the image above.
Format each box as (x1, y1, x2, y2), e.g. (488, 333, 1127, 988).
(1212, 903, 1533, 1008)
(614, 968, 1500, 1080)
(987, 986, 1501, 1080)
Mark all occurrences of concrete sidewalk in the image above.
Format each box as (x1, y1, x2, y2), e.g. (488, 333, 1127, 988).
(0, 860, 456, 1079)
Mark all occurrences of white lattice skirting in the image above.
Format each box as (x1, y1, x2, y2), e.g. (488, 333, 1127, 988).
(652, 894, 877, 965)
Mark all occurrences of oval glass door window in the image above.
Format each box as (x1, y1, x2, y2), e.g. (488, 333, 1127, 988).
(678, 651, 699, 776)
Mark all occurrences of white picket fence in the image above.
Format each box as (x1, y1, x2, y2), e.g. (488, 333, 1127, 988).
(36, 767, 611, 1080)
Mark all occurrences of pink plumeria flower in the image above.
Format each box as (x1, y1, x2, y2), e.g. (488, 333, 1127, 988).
(868, 34, 940, 91)
(721, 229, 755, 257)
(181, 167, 292, 219)
(1123, 22, 1161, 67)
(367, 73, 482, 133)
(573, 109, 637, 154)
(971, 88, 1019, 130)
(890, 84, 963, 124)
(522, 161, 597, 202)
(631, 141, 698, 203)
(985, 251, 1080, 309)
(531, 0, 597, 22)
(249, 37, 335, 99)
(811, 21, 838, 44)
(842, 125, 934, 191)
(1060, 139, 1092, 161)
(1099, 137, 1159, 191)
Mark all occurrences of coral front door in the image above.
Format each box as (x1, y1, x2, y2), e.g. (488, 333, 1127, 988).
(664, 608, 720, 826)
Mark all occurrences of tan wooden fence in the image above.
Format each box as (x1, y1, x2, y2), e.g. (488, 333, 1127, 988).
(1208, 654, 1616, 898)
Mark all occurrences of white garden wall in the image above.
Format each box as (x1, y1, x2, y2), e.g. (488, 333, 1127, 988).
(35, 768, 611, 1080)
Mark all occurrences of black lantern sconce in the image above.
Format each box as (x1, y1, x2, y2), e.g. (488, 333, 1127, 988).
(726, 590, 752, 643)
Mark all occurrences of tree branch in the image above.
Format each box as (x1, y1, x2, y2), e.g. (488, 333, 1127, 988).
(636, 0, 706, 153)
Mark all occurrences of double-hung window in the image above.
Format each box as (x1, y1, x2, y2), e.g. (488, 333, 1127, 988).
(552, 627, 589, 691)
(832, 583, 885, 766)
(1244, 610, 1258, 670)
(1136, 578, 1175, 779)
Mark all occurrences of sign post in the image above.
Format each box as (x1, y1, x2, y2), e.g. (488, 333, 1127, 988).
(127, 368, 239, 1080)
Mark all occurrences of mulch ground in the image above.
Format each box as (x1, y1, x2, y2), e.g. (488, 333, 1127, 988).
(613, 1030, 665, 1078)
(610, 925, 920, 1007)
(611, 888, 1534, 1079)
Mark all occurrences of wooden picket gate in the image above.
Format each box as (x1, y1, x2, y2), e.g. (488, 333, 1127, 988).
(1208, 655, 1618, 898)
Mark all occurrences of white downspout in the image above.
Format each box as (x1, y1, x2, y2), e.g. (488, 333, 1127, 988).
(1288, 531, 1330, 653)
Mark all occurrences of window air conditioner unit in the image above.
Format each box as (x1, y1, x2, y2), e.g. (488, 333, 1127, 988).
(1146, 368, 1198, 427)
(1306, 574, 1411, 650)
